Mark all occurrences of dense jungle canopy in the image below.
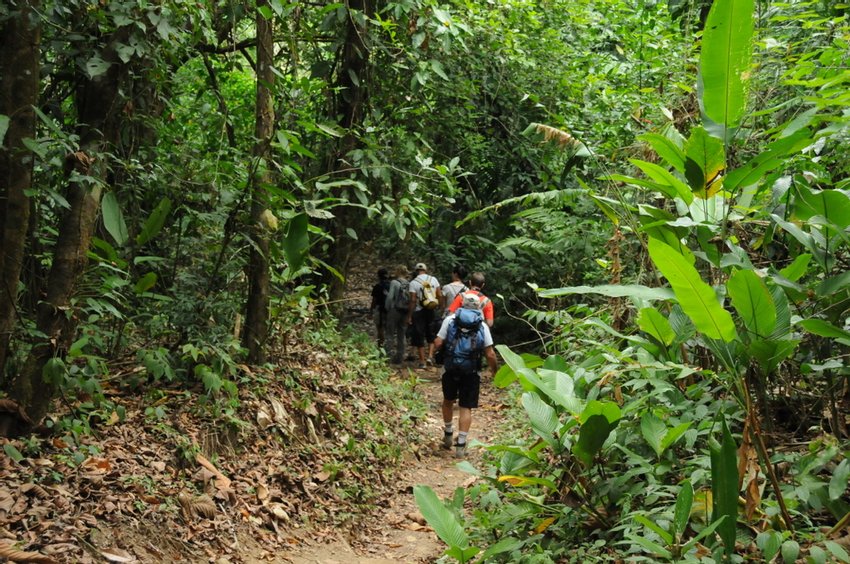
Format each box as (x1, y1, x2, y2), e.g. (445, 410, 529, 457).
(2, 0, 850, 561)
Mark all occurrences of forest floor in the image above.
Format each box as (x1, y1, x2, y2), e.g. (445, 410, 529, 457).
(281, 374, 506, 564)
(0, 253, 510, 563)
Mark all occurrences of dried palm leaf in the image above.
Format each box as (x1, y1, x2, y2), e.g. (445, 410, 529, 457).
(534, 123, 579, 148)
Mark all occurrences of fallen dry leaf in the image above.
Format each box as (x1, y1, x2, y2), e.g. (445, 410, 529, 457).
(101, 547, 135, 562)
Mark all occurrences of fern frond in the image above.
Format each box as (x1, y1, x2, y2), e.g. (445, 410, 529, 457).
(456, 188, 583, 228)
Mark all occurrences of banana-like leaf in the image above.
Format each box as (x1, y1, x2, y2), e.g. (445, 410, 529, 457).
(638, 132, 686, 173)
(672, 480, 694, 540)
(638, 307, 675, 346)
(413, 485, 470, 549)
(522, 392, 560, 449)
(629, 159, 694, 204)
(136, 197, 172, 246)
(779, 253, 812, 282)
(794, 185, 850, 229)
(641, 412, 666, 457)
(538, 284, 674, 301)
(648, 239, 737, 342)
(710, 415, 739, 558)
(102, 192, 129, 246)
(684, 126, 725, 198)
(727, 269, 776, 338)
(573, 401, 620, 466)
(698, 0, 756, 133)
(725, 128, 812, 191)
(282, 213, 310, 273)
(798, 319, 850, 345)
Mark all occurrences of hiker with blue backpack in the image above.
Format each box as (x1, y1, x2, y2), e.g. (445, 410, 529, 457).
(384, 264, 411, 365)
(433, 293, 497, 457)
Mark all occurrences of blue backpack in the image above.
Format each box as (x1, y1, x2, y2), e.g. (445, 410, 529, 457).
(444, 308, 485, 373)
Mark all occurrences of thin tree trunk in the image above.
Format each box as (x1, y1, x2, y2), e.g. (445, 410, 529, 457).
(0, 1, 40, 379)
(323, 0, 373, 304)
(1, 32, 126, 436)
(242, 1, 275, 363)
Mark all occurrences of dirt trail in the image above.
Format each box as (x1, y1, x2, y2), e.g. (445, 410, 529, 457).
(281, 257, 508, 563)
(281, 378, 506, 564)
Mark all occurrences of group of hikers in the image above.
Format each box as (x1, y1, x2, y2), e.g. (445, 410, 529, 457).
(369, 263, 497, 457)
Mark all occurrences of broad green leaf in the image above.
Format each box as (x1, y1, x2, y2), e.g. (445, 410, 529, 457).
(638, 132, 686, 173)
(634, 514, 673, 545)
(825, 540, 850, 563)
(538, 284, 674, 301)
(727, 269, 776, 338)
(684, 126, 725, 198)
(829, 459, 850, 501)
(573, 401, 620, 466)
(85, 55, 112, 78)
(282, 213, 309, 273)
(413, 485, 469, 549)
(662, 422, 692, 451)
(543, 355, 568, 372)
(748, 339, 798, 376)
(698, 0, 756, 132)
(756, 531, 782, 562)
(817, 271, 850, 298)
(725, 128, 813, 191)
(3, 443, 24, 463)
(648, 239, 737, 342)
(781, 539, 800, 563)
(522, 393, 559, 448)
(637, 307, 675, 346)
(479, 537, 522, 561)
(795, 186, 850, 229)
(134, 272, 157, 294)
(629, 159, 694, 204)
(0, 115, 9, 145)
(779, 253, 811, 282)
(710, 415, 739, 558)
(641, 412, 666, 457)
(798, 319, 850, 345)
(136, 197, 172, 246)
(672, 480, 694, 540)
(626, 534, 673, 559)
(102, 192, 129, 246)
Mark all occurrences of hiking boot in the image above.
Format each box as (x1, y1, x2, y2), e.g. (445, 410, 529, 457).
(442, 432, 453, 450)
(417, 362, 426, 369)
(426, 357, 434, 366)
(455, 442, 467, 458)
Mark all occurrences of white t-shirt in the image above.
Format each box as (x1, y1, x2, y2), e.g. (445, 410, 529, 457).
(440, 281, 467, 317)
(408, 273, 440, 312)
(437, 314, 493, 347)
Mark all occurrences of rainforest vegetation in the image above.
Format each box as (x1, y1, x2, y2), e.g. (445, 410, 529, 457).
(1, 0, 850, 561)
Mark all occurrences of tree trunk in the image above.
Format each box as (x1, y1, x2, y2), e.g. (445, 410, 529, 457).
(1, 32, 127, 436)
(242, 1, 275, 364)
(0, 1, 40, 380)
(323, 0, 374, 304)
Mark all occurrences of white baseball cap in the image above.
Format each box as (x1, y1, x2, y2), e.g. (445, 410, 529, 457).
(415, 262, 427, 271)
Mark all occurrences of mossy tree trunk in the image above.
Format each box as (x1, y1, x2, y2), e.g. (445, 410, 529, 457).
(0, 2, 40, 382)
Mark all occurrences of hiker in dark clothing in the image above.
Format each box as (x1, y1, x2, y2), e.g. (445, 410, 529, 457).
(370, 268, 390, 348)
(384, 265, 410, 364)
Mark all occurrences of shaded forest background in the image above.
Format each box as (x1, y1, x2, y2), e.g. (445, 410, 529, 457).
(2, 0, 850, 561)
